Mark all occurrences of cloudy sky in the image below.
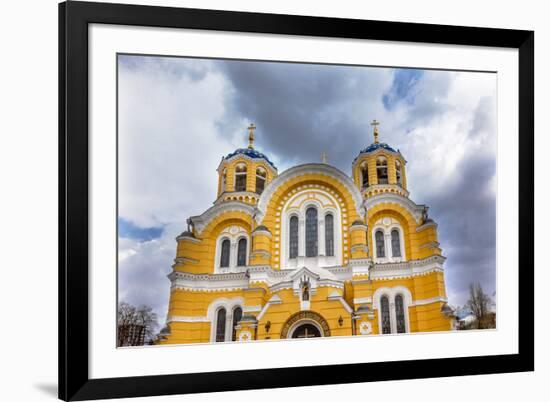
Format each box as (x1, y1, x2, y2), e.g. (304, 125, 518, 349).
(118, 54, 497, 327)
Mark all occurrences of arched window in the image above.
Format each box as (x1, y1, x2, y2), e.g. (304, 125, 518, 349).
(380, 296, 391, 334)
(376, 156, 388, 184)
(360, 161, 369, 188)
(391, 229, 401, 257)
(325, 214, 334, 257)
(289, 216, 299, 259)
(237, 238, 247, 266)
(234, 163, 247, 192)
(305, 207, 318, 257)
(375, 230, 385, 258)
(231, 307, 243, 341)
(395, 160, 402, 186)
(221, 169, 227, 193)
(255, 167, 267, 194)
(215, 308, 226, 342)
(395, 294, 406, 333)
(220, 239, 230, 268)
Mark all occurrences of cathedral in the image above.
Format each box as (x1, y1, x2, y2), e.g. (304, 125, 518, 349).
(158, 121, 454, 344)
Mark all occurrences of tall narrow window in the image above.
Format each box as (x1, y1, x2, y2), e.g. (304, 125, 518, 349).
(375, 230, 385, 258)
(391, 229, 401, 257)
(289, 216, 299, 259)
(255, 167, 267, 194)
(237, 238, 247, 266)
(215, 308, 227, 342)
(376, 156, 388, 184)
(361, 162, 369, 188)
(395, 160, 402, 186)
(234, 163, 247, 191)
(380, 296, 391, 334)
(220, 239, 230, 268)
(305, 207, 318, 257)
(231, 307, 243, 341)
(325, 214, 334, 257)
(395, 295, 406, 333)
(221, 169, 227, 193)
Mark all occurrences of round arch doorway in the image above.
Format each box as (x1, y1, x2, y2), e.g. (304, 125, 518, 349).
(290, 323, 322, 339)
(280, 311, 331, 339)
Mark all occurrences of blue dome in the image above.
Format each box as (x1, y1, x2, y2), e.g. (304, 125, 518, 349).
(359, 142, 397, 154)
(353, 142, 397, 163)
(224, 148, 276, 169)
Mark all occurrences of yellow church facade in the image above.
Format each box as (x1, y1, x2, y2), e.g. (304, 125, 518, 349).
(158, 122, 454, 344)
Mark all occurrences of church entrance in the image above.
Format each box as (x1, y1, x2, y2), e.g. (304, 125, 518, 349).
(291, 323, 322, 339)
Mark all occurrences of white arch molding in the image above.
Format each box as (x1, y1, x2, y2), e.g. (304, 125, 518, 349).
(287, 319, 324, 338)
(280, 189, 343, 270)
(371, 217, 406, 263)
(256, 163, 364, 223)
(373, 286, 412, 334)
(214, 226, 250, 273)
(207, 297, 245, 342)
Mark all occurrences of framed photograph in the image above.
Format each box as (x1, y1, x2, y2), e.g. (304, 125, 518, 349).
(59, 1, 534, 400)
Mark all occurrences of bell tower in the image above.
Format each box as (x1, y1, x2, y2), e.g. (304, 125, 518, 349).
(216, 124, 278, 204)
(352, 120, 408, 199)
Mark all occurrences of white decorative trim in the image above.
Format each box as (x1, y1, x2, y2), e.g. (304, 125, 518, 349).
(175, 234, 202, 244)
(369, 255, 446, 280)
(252, 228, 272, 238)
(359, 321, 373, 335)
(256, 294, 282, 320)
(167, 316, 209, 323)
(189, 201, 255, 235)
(256, 163, 364, 223)
(416, 220, 438, 231)
(353, 297, 373, 305)
(419, 241, 440, 250)
(169, 271, 249, 292)
(365, 193, 426, 224)
(238, 330, 253, 342)
(243, 305, 262, 313)
(412, 296, 448, 306)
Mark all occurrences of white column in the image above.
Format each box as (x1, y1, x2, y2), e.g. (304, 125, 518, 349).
(390, 301, 396, 334)
(230, 241, 238, 270)
(318, 218, 326, 257)
(225, 311, 233, 342)
(298, 219, 305, 257)
(385, 232, 392, 261)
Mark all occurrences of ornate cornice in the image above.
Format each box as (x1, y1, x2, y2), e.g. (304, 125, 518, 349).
(369, 255, 446, 280)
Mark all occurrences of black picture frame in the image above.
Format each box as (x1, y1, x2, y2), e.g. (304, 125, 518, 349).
(59, 1, 534, 400)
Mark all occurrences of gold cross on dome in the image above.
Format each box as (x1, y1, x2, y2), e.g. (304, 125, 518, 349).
(321, 152, 327, 164)
(370, 119, 380, 144)
(247, 123, 256, 149)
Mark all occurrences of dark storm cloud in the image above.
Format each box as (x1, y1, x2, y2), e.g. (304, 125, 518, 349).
(118, 55, 497, 318)
(428, 154, 496, 302)
(216, 60, 392, 172)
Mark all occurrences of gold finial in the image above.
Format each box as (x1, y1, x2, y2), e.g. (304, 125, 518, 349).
(370, 119, 380, 144)
(247, 123, 256, 149)
(321, 152, 327, 164)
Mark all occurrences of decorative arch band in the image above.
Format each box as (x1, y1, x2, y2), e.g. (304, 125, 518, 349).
(280, 310, 331, 338)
